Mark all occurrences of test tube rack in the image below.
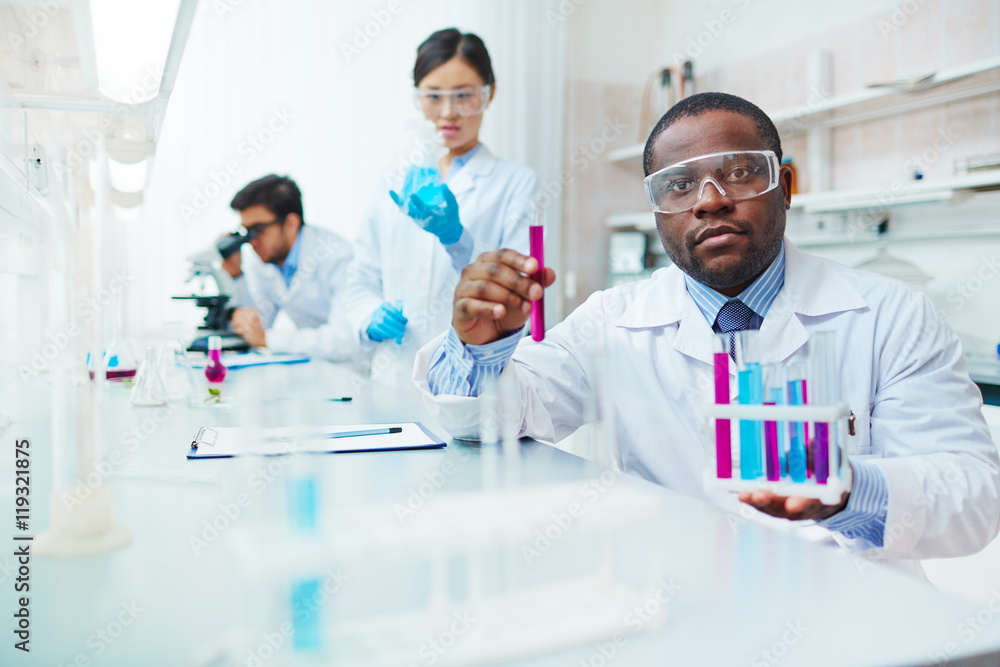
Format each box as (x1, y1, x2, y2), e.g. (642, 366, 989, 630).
(231, 475, 672, 666)
(702, 402, 852, 505)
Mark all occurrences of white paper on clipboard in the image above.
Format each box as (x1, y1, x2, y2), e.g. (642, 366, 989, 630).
(187, 422, 446, 459)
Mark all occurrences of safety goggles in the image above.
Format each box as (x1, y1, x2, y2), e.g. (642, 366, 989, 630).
(413, 85, 492, 118)
(242, 214, 286, 239)
(644, 150, 780, 214)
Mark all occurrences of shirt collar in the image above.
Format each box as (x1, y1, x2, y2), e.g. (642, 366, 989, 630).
(615, 238, 868, 329)
(444, 144, 482, 183)
(684, 241, 785, 326)
(279, 228, 303, 286)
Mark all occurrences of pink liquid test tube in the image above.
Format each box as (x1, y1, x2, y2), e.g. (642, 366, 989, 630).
(205, 335, 227, 383)
(529, 222, 545, 342)
(764, 405, 780, 481)
(713, 334, 732, 479)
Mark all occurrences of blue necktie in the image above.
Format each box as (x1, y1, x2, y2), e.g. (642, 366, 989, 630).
(715, 299, 757, 361)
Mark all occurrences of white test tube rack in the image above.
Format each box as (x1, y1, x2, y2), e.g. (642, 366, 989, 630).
(231, 477, 671, 667)
(701, 402, 853, 506)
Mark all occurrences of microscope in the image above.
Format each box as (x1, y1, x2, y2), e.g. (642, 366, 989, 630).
(173, 233, 251, 352)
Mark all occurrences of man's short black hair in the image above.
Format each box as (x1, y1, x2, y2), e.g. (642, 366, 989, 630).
(642, 92, 782, 176)
(230, 174, 304, 224)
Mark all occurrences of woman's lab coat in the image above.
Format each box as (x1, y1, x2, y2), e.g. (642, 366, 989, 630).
(414, 240, 1000, 568)
(236, 224, 357, 360)
(344, 145, 536, 382)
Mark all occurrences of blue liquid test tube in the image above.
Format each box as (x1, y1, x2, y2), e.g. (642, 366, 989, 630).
(286, 473, 323, 653)
(786, 363, 808, 483)
(735, 331, 764, 480)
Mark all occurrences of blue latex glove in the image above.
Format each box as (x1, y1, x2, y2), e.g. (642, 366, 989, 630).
(390, 167, 463, 246)
(366, 301, 407, 344)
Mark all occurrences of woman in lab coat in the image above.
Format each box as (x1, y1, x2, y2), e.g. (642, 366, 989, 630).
(342, 28, 536, 383)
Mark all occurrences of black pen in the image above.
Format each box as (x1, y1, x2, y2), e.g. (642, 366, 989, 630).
(264, 426, 401, 443)
(325, 427, 400, 438)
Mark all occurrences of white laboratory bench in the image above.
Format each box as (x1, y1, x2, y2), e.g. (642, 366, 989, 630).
(1, 358, 1000, 667)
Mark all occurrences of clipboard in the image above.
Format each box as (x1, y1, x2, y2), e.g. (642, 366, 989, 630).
(187, 422, 447, 459)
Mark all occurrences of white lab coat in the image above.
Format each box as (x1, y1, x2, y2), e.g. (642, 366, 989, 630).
(414, 240, 1000, 567)
(234, 224, 357, 360)
(343, 145, 536, 383)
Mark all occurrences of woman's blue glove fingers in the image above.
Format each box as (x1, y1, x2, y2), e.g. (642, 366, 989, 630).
(407, 189, 462, 245)
(366, 302, 408, 343)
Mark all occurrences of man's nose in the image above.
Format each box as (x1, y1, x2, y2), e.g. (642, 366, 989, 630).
(691, 177, 734, 217)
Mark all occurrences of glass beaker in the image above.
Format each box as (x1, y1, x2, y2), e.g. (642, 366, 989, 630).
(160, 322, 199, 401)
(131, 346, 168, 406)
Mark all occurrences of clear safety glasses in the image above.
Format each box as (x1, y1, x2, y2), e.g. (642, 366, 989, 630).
(644, 150, 780, 214)
(414, 85, 492, 118)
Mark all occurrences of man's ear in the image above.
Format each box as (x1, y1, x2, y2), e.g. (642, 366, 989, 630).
(778, 165, 793, 210)
(285, 213, 302, 231)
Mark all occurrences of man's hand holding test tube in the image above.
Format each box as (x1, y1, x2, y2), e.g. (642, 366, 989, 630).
(452, 248, 555, 346)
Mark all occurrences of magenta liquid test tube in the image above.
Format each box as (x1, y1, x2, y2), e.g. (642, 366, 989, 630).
(529, 217, 545, 342)
(764, 409, 780, 481)
(713, 334, 732, 479)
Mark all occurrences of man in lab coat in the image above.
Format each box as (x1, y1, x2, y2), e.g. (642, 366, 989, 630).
(222, 174, 357, 360)
(413, 92, 1000, 570)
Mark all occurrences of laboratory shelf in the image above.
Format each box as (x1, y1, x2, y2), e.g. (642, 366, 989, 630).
(605, 170, 1000, 240)
(606, 55, 1000, 165)
(789, 170, 1000, 213)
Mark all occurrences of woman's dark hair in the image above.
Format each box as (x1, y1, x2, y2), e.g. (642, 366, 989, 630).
(230, 174, 304, 224)
(413, 28, 494, 87)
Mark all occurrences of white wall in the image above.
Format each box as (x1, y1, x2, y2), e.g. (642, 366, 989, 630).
(567, 0, 665, 85)
(659, 0, 926, 74)
(131, 0, 566, 338)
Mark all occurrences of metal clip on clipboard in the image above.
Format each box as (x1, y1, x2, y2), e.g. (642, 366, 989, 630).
(190, 427, 219, 450)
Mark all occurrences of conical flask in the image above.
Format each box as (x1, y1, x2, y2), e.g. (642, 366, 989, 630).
(160, 322, 199, 401)
(131, 346, 168, 406)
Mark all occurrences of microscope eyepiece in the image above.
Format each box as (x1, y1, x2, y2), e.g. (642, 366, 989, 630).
(216, 232, 248, 259)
